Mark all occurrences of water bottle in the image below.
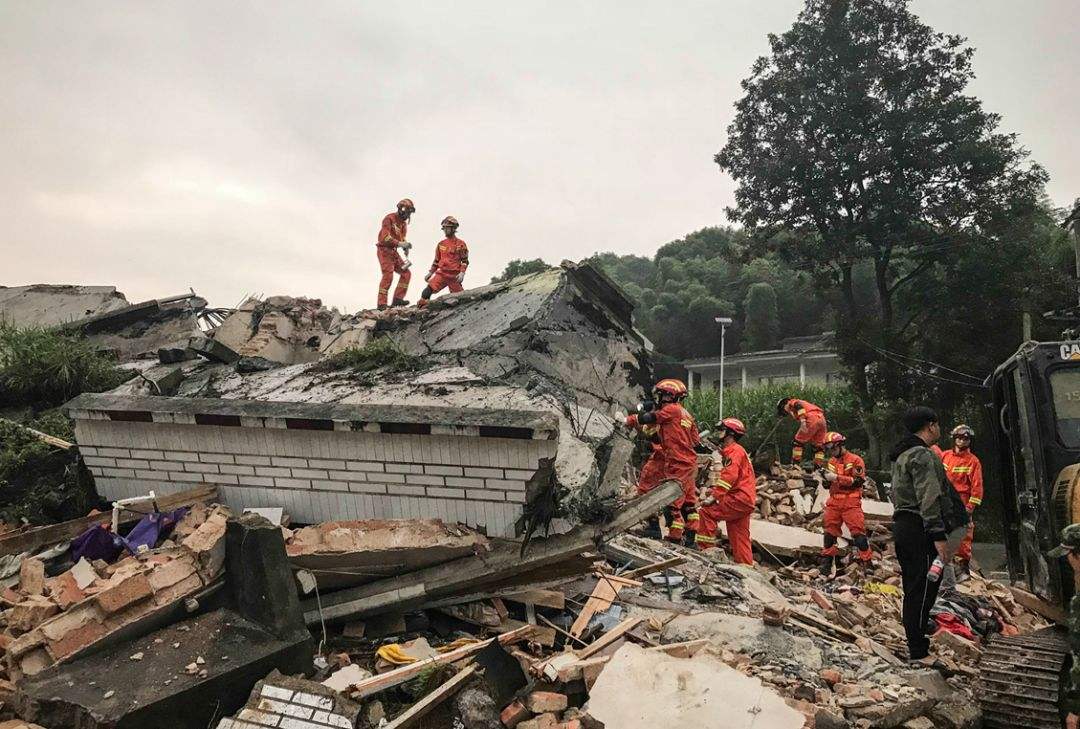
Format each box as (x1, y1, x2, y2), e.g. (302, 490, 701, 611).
(927, 557, 944, 583)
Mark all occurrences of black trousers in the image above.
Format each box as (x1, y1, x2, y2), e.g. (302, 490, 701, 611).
(892, 510, 941, 659)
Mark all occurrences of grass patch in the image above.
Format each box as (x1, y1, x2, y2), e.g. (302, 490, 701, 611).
(315, 337, 422, 374)
(0, 323, 132, 408)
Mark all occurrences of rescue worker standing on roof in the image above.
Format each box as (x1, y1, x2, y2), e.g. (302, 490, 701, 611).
(696, 418, 756, 564)
(376, 199, 415, 310)
(624, 379, 700, 545)
(819, 431, 872, 575)
(417, 216, 469, 308)
(941, 424, 983, 577)
(778, 396, 828, 471)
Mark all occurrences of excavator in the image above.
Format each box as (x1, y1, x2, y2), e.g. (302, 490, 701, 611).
(978, 339, 1080, 728)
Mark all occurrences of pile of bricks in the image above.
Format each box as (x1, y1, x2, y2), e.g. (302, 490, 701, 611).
(1, 505, 228, 681)
(501, 690, 593, 729)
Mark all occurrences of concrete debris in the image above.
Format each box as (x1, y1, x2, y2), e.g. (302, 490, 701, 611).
(0, 285, 127, 329)
(210, 296, 341, 366)
(588, 643, 804, 728)
(285, 518, 488, 590)
(75, 262, 648, 538)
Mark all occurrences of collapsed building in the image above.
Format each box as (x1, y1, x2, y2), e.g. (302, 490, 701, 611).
(66, 263, 650, 538)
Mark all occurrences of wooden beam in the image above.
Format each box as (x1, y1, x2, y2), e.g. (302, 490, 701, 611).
(574, 616, 642, 660)
(1010, 586, 1067, 625)
(570, 573, 640, 637)
(349, 625, 535, 700)
(382, 665, 478, 729)
(503, 589, 565, 610)
(0, 485, 218, 557)
(621, 557, 686, 580)
(303, 481, 681, 625)
(0, 418, 73, 450)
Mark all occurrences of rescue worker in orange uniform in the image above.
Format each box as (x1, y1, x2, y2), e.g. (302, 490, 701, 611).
(940, 424, 982, 575)
(624, 379, 700, 544)
(417, 216, 469, 308)
(695, 417, 756, 564)
(376, 199, 415, 310)
(818, 431, 872, 575)
(778, 397, 828, 471)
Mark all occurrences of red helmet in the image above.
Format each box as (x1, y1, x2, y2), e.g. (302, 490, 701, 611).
(441, 215, 459, 228)
(397, 198, 415, 212)
(719, 417, 746, 436)
(824, 431, 846, 446)
(652, 379, 688, 399)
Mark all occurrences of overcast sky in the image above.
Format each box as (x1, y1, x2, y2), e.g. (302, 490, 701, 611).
(2, 1, 1077, 313)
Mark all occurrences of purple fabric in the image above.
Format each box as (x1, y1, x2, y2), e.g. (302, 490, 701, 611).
(69, 507, 190, 564)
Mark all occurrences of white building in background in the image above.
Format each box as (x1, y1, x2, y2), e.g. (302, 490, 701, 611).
(683, 332, 843, 392)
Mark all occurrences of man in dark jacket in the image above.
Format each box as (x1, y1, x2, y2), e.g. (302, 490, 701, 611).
(890, 406, 970, 661)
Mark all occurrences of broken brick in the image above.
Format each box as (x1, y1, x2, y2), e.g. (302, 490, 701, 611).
(18, 559, 45, 597)
(524, 692, 568, 714)
(6, 628, 44, 658)
(819, 668, 842, 686)
(95, 572, 153, 614)
(45, 618, 108, 661)
(501, 699, 531, 728)
(518, 714, 558, 729)
(148, 555, 199, 592)
(8, 597, 59, 633)
(45, 571, 86, 611)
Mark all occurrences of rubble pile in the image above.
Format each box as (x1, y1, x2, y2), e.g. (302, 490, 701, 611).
(0, 503, 228, 683)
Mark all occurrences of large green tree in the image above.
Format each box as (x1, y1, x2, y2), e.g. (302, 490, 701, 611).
(716, 0, 1053, 463)
(743, 282, 780, 351)
(489, 258, 554, 284)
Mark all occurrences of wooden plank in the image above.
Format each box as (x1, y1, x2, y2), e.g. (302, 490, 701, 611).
(304, 482, 682, 625)
(622, 557, 687, 580)
(569, 572, 642, 637)
(383, 664, 478, 729)
(554, 639, 711, 682)
(0, 485, 218, 557)
(498, 618, 555, 647)
(1010, 586, 1067, 625)
(718, 519, 822, 558)
(502, 588, 565, 610)
(349, 625, 535, 700)
(574, 616, 643, 660)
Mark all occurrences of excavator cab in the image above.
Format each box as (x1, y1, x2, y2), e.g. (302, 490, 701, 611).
(989, 341, 1080, 606)
(981, 341, 1080, 728)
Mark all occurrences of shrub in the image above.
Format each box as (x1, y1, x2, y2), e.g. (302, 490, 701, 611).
(0, 323, 131, 408)
(314, 336, 422, 374)
(0, 409, 98, 525)
(684, 383, 862, 461)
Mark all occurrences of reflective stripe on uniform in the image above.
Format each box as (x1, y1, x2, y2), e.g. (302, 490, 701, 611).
(716, 479, 733, 491)
(968, 496, 982, 505)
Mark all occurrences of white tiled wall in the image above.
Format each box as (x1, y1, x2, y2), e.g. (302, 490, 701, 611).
(75, 419, 555, 537)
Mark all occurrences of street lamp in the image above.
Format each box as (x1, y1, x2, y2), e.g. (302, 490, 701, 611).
(715, 317, 733, 420)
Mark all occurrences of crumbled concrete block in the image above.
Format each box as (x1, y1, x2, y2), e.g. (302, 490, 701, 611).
(188, 336, 240, 364)
(215, 670, 360, 729)
(518, 714, 558, 729)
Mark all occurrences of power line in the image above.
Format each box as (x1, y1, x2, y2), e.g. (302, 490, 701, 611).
(857, 337, 985, 383)
(866, 346, 988, 389)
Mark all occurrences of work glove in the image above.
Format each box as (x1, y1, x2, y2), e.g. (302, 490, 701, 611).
(424, 272, 433, 282)
(823, 470, 838, 482)
(455, 272, 465, 283)
(400, 240, 412, 253)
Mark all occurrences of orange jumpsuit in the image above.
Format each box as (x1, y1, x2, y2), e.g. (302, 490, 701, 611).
(376, 212, 411, 307)
(821, 450, 872, 561)
(785, 399, 827, 466)
(626, 403, 700, 541)
(941, 447, 983, 562)
(696, 441, 756, 564)
(423, 237, 469, 300)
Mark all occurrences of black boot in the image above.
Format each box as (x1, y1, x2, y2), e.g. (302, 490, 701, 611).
(683, 530, 697, 548)
(377, 304, 388, 311)
(391, 297, 409, 306)
(818, 554, 834, 576)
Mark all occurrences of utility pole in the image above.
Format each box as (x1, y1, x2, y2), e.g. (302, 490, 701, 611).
(715, 317, 733, 420)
